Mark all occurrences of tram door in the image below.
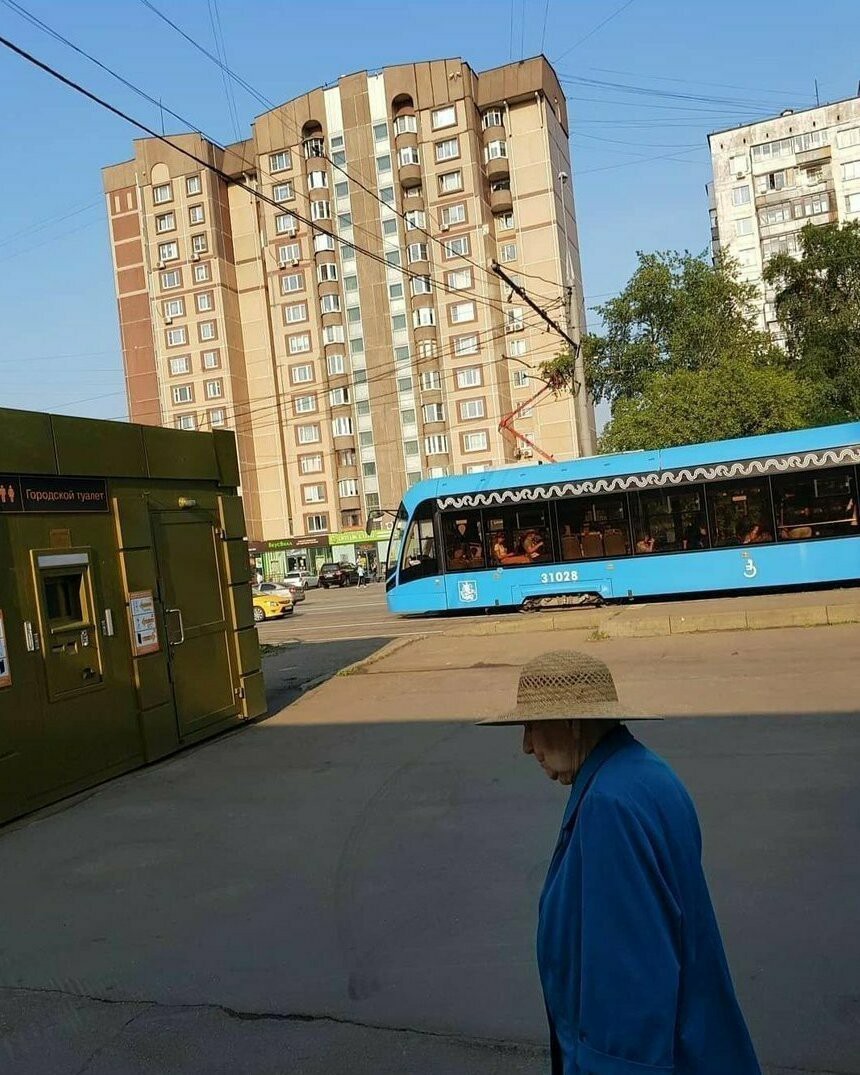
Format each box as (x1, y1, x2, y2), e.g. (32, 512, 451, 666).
(152, 510, 237, 740)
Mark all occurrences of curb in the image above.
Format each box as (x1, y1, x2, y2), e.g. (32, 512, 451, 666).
(336, 635, 424, 676)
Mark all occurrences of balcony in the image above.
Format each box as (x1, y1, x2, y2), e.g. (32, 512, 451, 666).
(302, 137, 326, 165)
(485, 149, 510, 183)
(489, 180, 513, 213)
(399, 162, 422, 189)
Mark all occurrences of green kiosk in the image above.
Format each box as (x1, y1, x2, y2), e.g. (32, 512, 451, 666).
(0, 406, 265, 826)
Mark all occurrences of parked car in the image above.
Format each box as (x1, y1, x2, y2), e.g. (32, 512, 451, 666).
(284, 569, 318, 590)
(255, 580, 305, 603)
(251, 588, 293, 622)
(317, 562, 359, 588)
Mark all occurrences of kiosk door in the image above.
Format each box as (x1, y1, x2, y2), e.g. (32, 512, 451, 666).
(152, 510, 237, 739)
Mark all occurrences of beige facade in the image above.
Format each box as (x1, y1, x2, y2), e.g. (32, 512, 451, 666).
(708, 95, 860, 336)
(103, 56, 595, 555)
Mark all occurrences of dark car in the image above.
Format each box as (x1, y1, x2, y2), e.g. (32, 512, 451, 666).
(318, 562, 358, 588)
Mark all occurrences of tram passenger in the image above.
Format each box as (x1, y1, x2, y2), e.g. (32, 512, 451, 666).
(635, 533, 656, 554)
(522, 529, 547, 561)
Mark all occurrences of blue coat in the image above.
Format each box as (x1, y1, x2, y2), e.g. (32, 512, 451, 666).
(537, 725, 761, 1075)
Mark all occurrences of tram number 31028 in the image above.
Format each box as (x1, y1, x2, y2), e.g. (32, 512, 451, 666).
(540, 570, 580, 584)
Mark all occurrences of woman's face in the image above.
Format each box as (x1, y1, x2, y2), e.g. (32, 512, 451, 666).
(522, 720, 582, 785)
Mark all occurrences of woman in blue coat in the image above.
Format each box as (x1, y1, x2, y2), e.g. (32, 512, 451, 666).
(481, 650, 761, 1075)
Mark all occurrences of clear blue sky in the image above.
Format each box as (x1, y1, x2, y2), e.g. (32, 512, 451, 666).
(0, 0, 858, 421)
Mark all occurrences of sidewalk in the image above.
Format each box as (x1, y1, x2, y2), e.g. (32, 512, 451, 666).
(442, 585, 860, 640)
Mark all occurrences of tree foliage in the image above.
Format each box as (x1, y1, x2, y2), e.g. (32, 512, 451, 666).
(764, 221, 860, 421)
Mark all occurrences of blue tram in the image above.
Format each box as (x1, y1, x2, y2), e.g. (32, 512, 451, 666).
(381, 423, 860, 614)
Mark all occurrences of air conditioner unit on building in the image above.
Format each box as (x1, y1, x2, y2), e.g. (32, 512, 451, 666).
(164, 316, 173, 325)
(279, 259, 288, 270)
(287, 228, 297, 238)
(520, 447, 533, 458)
(191, 252, 200, 261)
(440, 222, 449, 232)
(291, 257, 300, 266)
(156, 260, 165, 269)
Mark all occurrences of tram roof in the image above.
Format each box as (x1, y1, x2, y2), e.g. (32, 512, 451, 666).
(403, 421, 860, 511)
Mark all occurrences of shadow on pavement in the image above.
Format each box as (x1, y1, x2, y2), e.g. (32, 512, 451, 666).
(262, 637, 393, 713)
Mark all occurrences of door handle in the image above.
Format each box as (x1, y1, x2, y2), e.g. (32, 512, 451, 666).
(165, 608, 185, 646)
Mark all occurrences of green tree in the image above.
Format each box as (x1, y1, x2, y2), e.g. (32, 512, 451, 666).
(764, 221, 860, 421)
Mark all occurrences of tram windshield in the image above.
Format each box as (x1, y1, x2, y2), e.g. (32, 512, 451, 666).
(385, 504, 408, 575)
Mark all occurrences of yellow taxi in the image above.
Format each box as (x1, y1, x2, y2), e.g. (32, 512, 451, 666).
(251, 587, 294, 623)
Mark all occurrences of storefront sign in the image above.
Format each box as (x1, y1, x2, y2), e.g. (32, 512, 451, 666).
(128, 590, 160, 656)
(0, 610, 11, 688)
(250, 535, 328, 552)
(0, 475, 109, 514)
(329, 528, 391, 546)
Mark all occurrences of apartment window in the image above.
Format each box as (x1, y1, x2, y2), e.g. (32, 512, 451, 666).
(270, 150, 291, 172)
(404, 210, 426, 230)
(397, 375, 414, 393)
(320, 294, 342, 314)
(323, 324, 345, 344)
(208, 408, 225, 426)
(339, 448, 358, 465)
(382, 219, 398, 238)
(485, 140, 508, 161)
(172, 384, 193, 404)
(189, 205, 205, 225)
(199, 321, 216, 341)
(463, 431, 489, 453)
(186, 175, 201, 195)
(761, 234, 799, 258)
(759, 203, 791, 225)
(332, 149, 347, 167)
(432, 105, 456, 129)
(163, 298, 184, 318)
(390, 313, 408, 334)
(413, 307, 437, 328)
(456, 366, 482, 389)
(176, 414, 196, 430)
(304, 485, 326, 504)
(394, 114, 418, 135)
(166, 326, 187, 347)
(317, 262, 339, 283)
(307, 514, 329, 533)
(284, 301, 308, 324)
(755, 170, 794, 194)
(837, 127, 860, 149)
(423, 403, 445, 423)
(343, 274, 358, 293)
(847, 191, 860, 214)
(168, 355, 190, 376)
(153, 183, 172, 204)
(444, 234, 470, 258)
(447, 268, 472, 290)
(202, 350, 220, 369)
(421, 370, 441, 391)
(735, 218, 753, 237)
(293, 396, 316, 422)
(158, 241, 179, 262)
(350, 336, 364, 354)
(314, 232, 335, 253)
(281, 272, 304, 294)
(441, 203, 466, 228)
(411, 275, 433, 295)
(359, 430, 374, 447)
(728, 154, 748, 176)
(194, 263, 211, 283)
(311, 200, 331, 221)
(482, 108, 503, 129)
(297, 424, 320, 444)
(332, 417, 354, 437)
(797, 192, 830, 216)
(155, 212, 175, 233)
(452, 334, 479, 357)
(276, 213, 297, 235)
(273, 182, 294, 202)
(161, 269, 181, 289)
(362, 462, 377, 478)
(499, 242, 517, 263)
(506, 307, 524, 330)
(288, 333, 311, 354)
(196, 292, 214, 313)
(459, 398, 485, 420)
(496, 211, 515, 230)
(731, 185, 751, 207)
(842, 160, 860, 181)
(308, 170, 328, 189)
(335, 180, 349, 199)
(435, 137, 459, 162)
(204, 379, 223, 399)
(192, 233, 208, 254)
(408, 242, 429, 263)
(508, 338, 529, 358)
(300, 454, 323, 474)
(327, 353, 346, 375)
(373, 122, 389, 143)
(751, 137, 792, 163)
(450, 300, 476, 324)
(338, 479, 359, 498)
(385, 249, 401, 267)
(399, 146, 420, 166)
(394, 345, 410, 364)
(439, 170, 463, 194)
(329, 387, 350, 406)
(291, 363, 313, 384)
(425, 434, 449, 455)
(278, 242, 301, 264)
(343, 511, 363, 529)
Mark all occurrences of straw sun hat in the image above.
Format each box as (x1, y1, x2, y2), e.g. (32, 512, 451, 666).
(479, 650, 653, 725)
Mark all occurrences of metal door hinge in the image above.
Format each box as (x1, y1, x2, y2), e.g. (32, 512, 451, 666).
(235, 686, 246, 699)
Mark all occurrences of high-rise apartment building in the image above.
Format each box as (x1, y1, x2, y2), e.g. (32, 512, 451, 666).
(707, 94, 860, 338)
(103, 56, 595, 576)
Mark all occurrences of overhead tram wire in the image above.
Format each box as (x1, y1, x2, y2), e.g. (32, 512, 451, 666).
(136, 0, 560, 309)
(553, 0, 638, 64)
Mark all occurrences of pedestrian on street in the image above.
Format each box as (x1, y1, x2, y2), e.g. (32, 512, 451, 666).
(480, 650, 761, 1075)
(356, 562, 366, 587)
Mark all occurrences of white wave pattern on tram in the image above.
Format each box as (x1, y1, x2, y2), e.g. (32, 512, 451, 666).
(436, 446, 860, 512)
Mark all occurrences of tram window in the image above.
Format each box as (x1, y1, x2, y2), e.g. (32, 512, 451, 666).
(44, 572, 86, 628)
(400, 503, 439, 582)
(556, 494, 630, 561)
(773, 466, 858, 541)
(706, 478, 775, 547)
(632, 486, 709, 554)
(443, 511, 485, 571)
(486, 505, 552, 566)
